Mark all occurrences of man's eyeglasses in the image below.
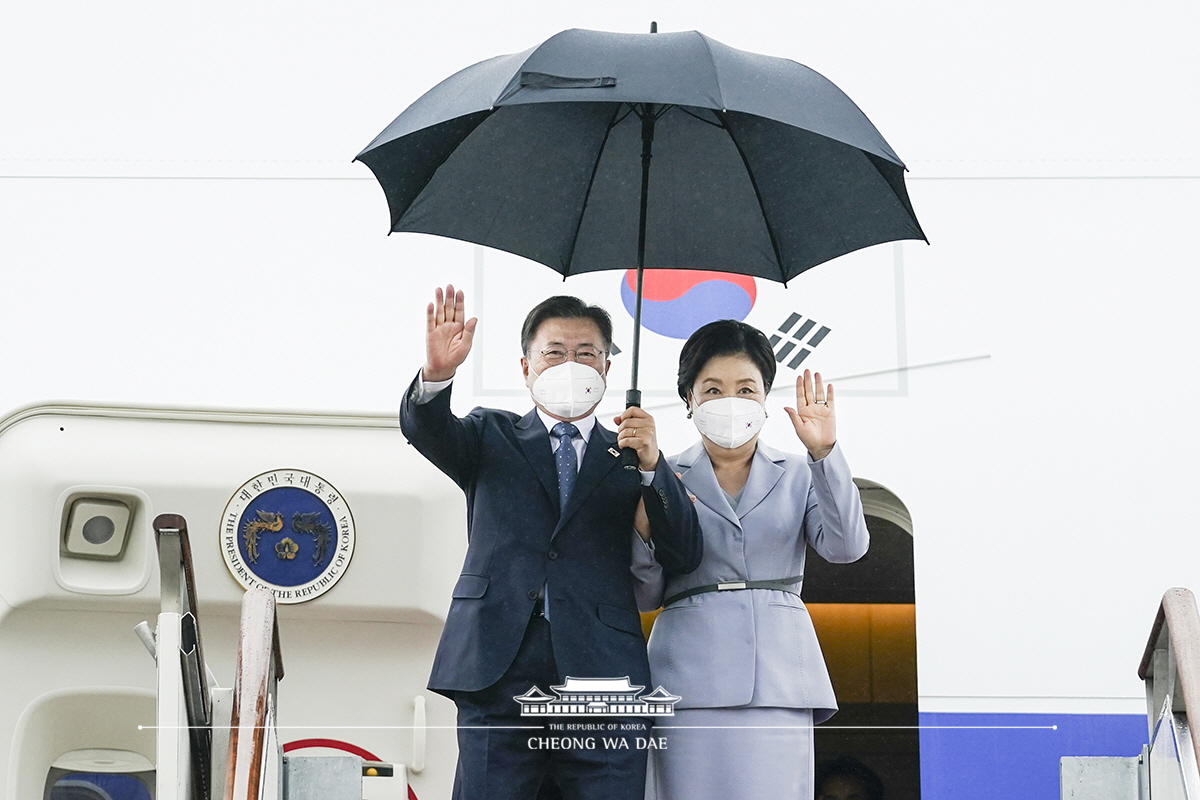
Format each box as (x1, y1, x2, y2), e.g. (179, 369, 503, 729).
(538, 347, 605, 366)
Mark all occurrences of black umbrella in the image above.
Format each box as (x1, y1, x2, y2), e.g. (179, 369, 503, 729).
(356, 25, 925, 415)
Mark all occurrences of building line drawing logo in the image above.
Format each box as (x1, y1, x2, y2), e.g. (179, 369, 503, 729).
(514, 677, 681, 717)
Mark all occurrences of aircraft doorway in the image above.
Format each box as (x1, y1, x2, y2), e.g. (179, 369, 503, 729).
(807, 479, 918, 800)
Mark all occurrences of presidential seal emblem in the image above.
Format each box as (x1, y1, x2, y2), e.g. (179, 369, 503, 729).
(220, 469, 355, 604)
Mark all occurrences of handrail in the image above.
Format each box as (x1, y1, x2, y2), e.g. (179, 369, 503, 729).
(154, 513, 212, 800)
(224, 588, 284, 800)
(1138, 587, 1200, 771)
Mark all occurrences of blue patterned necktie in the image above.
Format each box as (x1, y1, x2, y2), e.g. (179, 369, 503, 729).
(552, 422, 580, 513)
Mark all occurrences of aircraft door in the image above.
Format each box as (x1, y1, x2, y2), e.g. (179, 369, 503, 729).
(807, 479, 918, 800)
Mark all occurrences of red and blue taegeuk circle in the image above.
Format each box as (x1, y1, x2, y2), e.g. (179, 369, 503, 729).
(620, 270, 757, 340)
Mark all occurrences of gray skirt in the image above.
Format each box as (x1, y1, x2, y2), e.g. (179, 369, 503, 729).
(646, 707, 814, 800)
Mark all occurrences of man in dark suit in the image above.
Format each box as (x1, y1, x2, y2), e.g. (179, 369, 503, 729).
(400, 285, 701, 800)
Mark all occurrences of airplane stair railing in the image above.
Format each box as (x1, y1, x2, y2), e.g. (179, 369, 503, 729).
(1137, 587, 1200, 798)
(223, 587, 285, 800)
(149, 512, 397, 800)
(152, 513, 216, 800)
(1062, 587, 1200, 799)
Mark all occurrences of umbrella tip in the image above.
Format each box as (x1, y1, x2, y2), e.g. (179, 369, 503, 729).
(650, 21, 657, 33)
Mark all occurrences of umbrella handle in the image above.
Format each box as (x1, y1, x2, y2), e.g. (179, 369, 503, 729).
(621, 390, 642, 471)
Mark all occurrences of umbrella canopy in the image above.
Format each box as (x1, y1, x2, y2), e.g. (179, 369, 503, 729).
(355, 27, 925, 283)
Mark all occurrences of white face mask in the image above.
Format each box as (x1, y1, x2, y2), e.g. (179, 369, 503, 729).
(530, 361, 606, 419)
(691, 396, 766, 449)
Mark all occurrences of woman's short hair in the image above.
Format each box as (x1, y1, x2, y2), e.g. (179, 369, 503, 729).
(676, 319, 777, 402)
(520, 296, 613, 356)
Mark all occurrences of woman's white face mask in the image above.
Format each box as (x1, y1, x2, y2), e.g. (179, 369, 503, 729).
(691, 396, 766, 449)
(530, 361, 606, 419)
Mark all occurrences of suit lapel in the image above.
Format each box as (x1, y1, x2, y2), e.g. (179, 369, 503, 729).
(737, 442, 787, 519)
(514, 410, 558, 507)
(676, 441, 740, 528)
(554, 423, 622, 535)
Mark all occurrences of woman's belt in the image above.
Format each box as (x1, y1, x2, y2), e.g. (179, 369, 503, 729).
(662, 575, 803, 608)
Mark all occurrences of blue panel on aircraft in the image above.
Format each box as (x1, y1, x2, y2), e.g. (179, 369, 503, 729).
(50, 772, 153, 800)
(919, 712, 1147, 800)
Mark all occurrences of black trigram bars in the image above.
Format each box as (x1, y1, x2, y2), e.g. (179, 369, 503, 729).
(769, 313, 831, 370)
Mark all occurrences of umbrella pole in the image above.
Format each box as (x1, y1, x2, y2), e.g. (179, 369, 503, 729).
(623, 105, 655, 469)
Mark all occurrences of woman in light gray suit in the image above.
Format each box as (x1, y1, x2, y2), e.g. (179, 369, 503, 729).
(632, 319, 869, 800)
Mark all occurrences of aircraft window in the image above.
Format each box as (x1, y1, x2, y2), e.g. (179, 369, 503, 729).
(44, 771, 153, 800)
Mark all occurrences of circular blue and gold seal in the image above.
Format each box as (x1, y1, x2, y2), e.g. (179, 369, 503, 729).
(220, 469, 355, 604)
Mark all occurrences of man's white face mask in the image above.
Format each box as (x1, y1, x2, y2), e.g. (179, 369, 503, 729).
(691, 396, 766, 449)
(530, 361, 607, 419)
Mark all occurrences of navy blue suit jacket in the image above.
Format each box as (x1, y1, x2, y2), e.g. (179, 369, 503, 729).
(400, 377, 702, 696)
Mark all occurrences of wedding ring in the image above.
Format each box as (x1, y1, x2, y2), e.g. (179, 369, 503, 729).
(815, 399, 827, 404)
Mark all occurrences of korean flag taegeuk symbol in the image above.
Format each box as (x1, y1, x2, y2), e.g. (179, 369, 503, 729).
(620, 270, 757, 340)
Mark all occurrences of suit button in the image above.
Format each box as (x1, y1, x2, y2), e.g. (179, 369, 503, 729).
(527, 590, 538, 600)
(548, 550, 559, 561)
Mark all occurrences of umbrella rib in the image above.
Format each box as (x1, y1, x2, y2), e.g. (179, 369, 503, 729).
(677, 107, 725, 129)
(611, 105, 637, 127)
(718, 112, 787, 282)
(695, 31, 727, 113)
(561, 103, 626, 276)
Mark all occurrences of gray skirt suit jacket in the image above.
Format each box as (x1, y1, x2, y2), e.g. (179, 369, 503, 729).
(633, 439, 869, 723)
